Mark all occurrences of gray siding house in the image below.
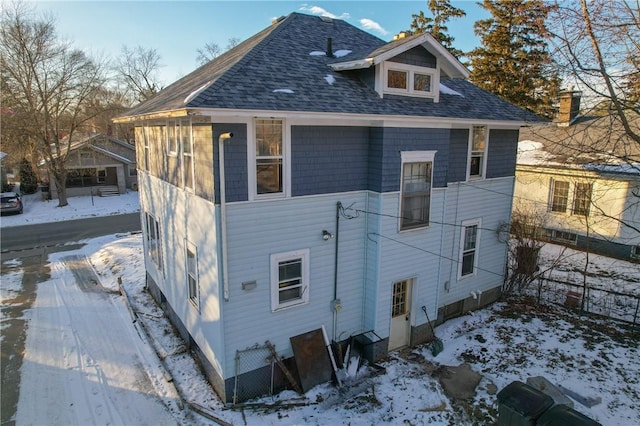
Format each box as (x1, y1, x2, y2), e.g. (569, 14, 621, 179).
(116, 12, 540, 402)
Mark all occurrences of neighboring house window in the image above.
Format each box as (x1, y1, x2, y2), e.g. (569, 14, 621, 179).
(631, 245, 640, 259)
(97, 168, 106, 183)
(573, 183, 592, 216)
(129, 167, 137, 177)
(167, 119, 178, 156)
(550, 179, 570, 213)
(270, 249, 309, 311)
(186, 242, 199, 309)
(255, 119, 284, 195)
(547, 229, 577, 244)
(145, 212, 163, 272)
(181, 119, 194, 190)
(468, 126, 487, 178)
(80, 151, 93, 163)
(459, 219, 480, 278)
(383, 62, 437, 98)
(399, 151, 435, 231)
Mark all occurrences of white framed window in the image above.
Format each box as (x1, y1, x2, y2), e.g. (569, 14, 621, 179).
(254, 118, 285, 197)
(129, 167, 137, 177)
(142, 124, 150, 172)
(167, 119, 179, 156)
(468, 126, 487, 179)
(547, 229, 577, 244)
(383, 62, 438, 99)
(270, 249, 310, 311)
(399, 151, 436, 231)
(549, 179, 569, 213)
(145, 212, 163, 272)
(572, 182, 592, 216)
(181, 118, 194, 190)
(185, 241, 199, 310)
(459, 219, 480, 279)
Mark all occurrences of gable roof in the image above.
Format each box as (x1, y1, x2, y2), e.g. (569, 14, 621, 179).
(518, 113, 640, 175)
(118, 12, 540, 124)
(39, 134, 136, 166)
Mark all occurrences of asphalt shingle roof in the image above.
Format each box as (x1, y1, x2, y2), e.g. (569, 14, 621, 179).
(121, 12, 541, 123)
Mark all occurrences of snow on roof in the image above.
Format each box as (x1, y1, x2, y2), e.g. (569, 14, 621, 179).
(273, 88, 294, 93)
(439, 83, 463, 97)
(324, 74, 335, 85)
(517, 140, 556, 165)
(184, 80, 213, 104)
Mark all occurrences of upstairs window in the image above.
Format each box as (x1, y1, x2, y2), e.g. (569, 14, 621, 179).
(550, 179, 570, 213)
(573, 183, 592, 216)
(399, 151, 435, 231)
(255, 119, 284, 196)
(181, 119, 194, 190)
(167, 119, 178, 156)
(468, 126, 487, 179)
(383, 62, 437, 99)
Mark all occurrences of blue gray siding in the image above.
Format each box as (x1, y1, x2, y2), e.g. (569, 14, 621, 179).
(291, 126, 369, 196)
(487, 129, 518, 179)
(389, 46, 437, 68)
(214, 123, 248, 203)
(448, 128, 469, 183)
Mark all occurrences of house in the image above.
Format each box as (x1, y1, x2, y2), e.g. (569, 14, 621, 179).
(115, 12, 540, 402)
(40, 133, 137, 198)
(515, 90, 640, 262)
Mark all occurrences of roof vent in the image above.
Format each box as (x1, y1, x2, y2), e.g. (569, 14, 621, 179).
(320, 16, 333, 23)
(326, 37, 334, 58)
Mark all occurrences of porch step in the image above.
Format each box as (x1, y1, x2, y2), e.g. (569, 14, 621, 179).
(97, 185, 120, 197)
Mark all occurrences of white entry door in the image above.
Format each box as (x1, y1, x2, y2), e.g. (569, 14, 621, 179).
(389, 279, 412, 350)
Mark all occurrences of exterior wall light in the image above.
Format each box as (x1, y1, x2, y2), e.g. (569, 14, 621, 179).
(322, 230, 334, 240)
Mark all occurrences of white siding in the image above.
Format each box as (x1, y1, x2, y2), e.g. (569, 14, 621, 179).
(221, 193, 368, 377)
(139, 173, 226, 379)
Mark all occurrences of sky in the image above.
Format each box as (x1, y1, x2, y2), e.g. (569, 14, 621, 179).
(30, 1, 489, 84)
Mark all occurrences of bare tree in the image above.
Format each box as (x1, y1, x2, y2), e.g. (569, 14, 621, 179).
(113, 45, 163, 104)
(549, 0, 639, 143)
(1, 2, 107, 206)
(195, 37, 241, 66)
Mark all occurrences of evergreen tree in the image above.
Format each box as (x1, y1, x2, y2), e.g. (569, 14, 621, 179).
(19, 158, 38, 194)
(409, 0, 466, 58)
(468, 0, 560, 118)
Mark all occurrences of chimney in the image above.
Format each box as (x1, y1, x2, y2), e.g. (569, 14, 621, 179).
(326, 37, 334, 58)
(557, 87, 582, 127)
(393, 31, 412, 41)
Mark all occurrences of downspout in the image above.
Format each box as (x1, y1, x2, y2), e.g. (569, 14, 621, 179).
(332, 201, 341, 341)
(218, 132, 234, 301)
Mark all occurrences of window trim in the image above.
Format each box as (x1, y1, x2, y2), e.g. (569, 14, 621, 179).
(547, 229, 578, 244)
(458, 218, 481, 280)
(382, 62, 439, 100)
(549, 178, 570, 213)
(270, 248, 310, 312)
(467, 126, 488, 180)
(144, 211, 164, 275)
(166, 119, 179, 157)
(142, 124, 150, 172)
(249, 118, 290, 200)
(180, 118, 194, 191)
(572, 182, 592, 216)
(399, 151, 436, 232)
(185, 241, 199, 311)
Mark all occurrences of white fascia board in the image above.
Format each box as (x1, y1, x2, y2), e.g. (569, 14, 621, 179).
(194, 108, 528, 129)
(329, 58, 374, 71)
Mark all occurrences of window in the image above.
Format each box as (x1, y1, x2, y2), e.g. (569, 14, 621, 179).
(573, 183, 592, 216)
(383, 63, 437, 98)
(129, 167, 137, 177)
(270, 249, 309, 311)
(631, 245, 640, 259)
(167, 119, 178, 156)
(468, 126, 487, 178)
(391, 279, 410, 317)
(181, 119, 194, 190)
(186, 242, 199, 309)
(97, 168, 106, 183)
(142, 125, 150, 172)
(255, 119, 284, 195)
(550, 179, 569, 213)
(80, 151, 93, 163)
(547, 229, 577, 244)
(400, 151, 435, 231)
(459, 219, 480, 278)
(145, 212, 163, 272)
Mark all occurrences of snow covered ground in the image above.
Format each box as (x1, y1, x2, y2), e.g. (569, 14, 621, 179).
(1, 192, 639, 424)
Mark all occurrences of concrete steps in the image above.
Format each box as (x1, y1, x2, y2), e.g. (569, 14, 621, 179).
(97, 185, 120, 197)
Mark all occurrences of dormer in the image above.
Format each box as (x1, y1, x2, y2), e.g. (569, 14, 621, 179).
(329, 32, 469, 103)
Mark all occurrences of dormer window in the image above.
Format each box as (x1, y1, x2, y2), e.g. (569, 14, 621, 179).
(382, 62, 438, 99)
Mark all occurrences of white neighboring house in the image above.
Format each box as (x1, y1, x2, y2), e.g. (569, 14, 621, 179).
(514, 90, 640, 262)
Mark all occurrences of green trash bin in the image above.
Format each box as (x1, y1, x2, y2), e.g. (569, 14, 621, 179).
(536, 404, 602, 426)
(497, 381, 554, 426)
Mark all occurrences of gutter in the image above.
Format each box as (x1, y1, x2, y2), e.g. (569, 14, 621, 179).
(218, 132, 234, 301)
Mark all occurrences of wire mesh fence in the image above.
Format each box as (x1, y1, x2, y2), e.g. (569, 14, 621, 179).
(524, 275, 640, 329)
(233, 343, 274, 404)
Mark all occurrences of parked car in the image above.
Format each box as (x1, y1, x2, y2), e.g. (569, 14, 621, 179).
(0, 192, 23, 215)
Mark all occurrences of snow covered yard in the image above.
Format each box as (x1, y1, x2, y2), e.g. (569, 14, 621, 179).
(82, 234, 639, 425)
